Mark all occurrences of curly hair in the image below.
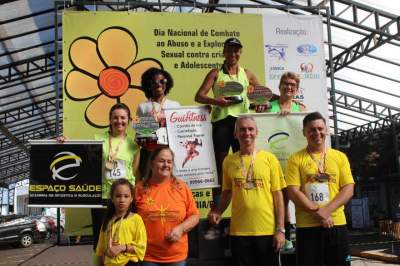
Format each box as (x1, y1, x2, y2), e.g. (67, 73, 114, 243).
(140, 68, 174, 99)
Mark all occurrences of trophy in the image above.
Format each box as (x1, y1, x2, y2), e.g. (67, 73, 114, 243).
(133, 116, 160, 151)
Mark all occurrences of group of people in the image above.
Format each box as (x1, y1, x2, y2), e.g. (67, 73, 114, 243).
(84, 37, 354, 266)
(91, 103, 199, 266)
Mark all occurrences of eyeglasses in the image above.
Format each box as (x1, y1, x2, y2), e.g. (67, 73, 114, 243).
(283, 82, 297, 88)
(152, 78, 168, 86)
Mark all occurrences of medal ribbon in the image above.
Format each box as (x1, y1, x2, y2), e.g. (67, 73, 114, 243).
(307, 147, 326, 175)
(151, 97, 166, 123)
(108, 134, 125, 163)
(106, 214, 126, 243)
(239, 150, 256, 182)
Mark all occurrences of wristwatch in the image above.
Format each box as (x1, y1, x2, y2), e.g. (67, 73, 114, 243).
(276, 227, 286, 234)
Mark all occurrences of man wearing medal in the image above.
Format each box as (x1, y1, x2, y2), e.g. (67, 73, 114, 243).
(208, 116, 286, 266)
(286, 112, 354, 266)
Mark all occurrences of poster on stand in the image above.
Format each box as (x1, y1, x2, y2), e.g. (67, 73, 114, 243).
(165, 106, 219, 189)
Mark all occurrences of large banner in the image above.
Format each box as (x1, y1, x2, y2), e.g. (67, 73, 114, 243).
(263, 15, 329, 122)
(253, 113, 307, 170)
(63, 12, 265, 138)
(165, 106, 218, 189)
(29, 140, 103, 207)
(62, 12, 328, 227)
(252, 113, 307, 224)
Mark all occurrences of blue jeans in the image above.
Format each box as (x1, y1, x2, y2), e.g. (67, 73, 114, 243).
(142, 261, 186, 266)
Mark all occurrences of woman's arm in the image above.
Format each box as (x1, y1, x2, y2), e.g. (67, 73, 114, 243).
(195, 69, 230, 107)
(244, 69, 261, 86)
(132, 150, 141, 183)
(165, 214, 200, 242)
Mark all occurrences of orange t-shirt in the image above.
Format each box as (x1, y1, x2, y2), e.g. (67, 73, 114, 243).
(135, 178, 199, 263)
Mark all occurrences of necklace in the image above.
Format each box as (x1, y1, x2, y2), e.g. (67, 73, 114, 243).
(307, 147, 330, 181)
(150, 97, 166, 123)
(105, 134, 125, 170)
(239, 150, 257, 189)
(106, 212, 128, 243)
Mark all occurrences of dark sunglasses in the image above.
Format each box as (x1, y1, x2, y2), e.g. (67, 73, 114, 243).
(152, 78, 168, 85)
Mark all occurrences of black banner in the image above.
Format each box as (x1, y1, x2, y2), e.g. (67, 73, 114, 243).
(29, 140, 103, 207)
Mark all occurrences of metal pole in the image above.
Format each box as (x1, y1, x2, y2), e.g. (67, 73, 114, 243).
(54, 1, 61, 246)
(326, 6, 339, 148)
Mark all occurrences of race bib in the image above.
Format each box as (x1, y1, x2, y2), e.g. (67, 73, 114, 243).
(156, 127, 168, 145)
(305, 182, 330, 206)
(105, 159, 127, 180)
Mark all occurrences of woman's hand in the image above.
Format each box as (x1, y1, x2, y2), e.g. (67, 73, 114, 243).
(214, 96, 233, 107)
(165, 225, 184, 242)
(56, 136, 66, 143)
(106, 238, 125, 258)
(254, 104, 269, 113)
(279, 110, 291, 116)
(135, 137, 147, 147)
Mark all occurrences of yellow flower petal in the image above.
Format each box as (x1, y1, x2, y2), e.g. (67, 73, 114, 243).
(120, 89, 147, 120)
(65, 70, 100, 100)
(98, 28, 137, 69)
(126, 59, 163, 87)
(85, 95, 116, 127)
(70, 38, 105, 76)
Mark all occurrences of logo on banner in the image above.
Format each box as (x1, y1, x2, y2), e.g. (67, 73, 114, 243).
(299, 63, 321, 79)
(49, 151, 82, 181)
(265, 44, 287, 60)
(300, 63, 313, 72)
(268, 131, 290, 151)
(296, 44, 317, 56)
(269, 66, 285, 80)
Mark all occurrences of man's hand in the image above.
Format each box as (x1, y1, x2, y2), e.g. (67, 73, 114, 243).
(314, 206, 331, 221)
(273, 231, 285, 251)
(322, 216, 334, 229)
(208, 210, 222, 225)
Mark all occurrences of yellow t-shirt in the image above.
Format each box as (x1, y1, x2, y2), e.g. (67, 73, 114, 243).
(285, 148, 355, 228)
(96, 213, 147, 266)
(223, 150, 286, 236)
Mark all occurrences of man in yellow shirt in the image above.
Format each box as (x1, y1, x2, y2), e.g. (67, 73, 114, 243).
(286, 112, 354, 266)
(208, 116, 286, 266)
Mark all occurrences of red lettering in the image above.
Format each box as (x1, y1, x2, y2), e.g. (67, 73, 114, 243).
(169, 111, 206, 123)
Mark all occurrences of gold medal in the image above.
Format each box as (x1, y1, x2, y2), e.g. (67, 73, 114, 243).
(105, 160, 115, 170)
(317, 173, 330, 181)
(239, 150, 257, 190)
(243, 181, 255, 190)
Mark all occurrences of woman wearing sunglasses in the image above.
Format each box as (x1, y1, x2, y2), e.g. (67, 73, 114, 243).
(136, 68, 180, 180)
(137, 68, 180, 127)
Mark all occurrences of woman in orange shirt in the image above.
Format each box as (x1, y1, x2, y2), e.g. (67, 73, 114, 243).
(135, 147, 200, 266)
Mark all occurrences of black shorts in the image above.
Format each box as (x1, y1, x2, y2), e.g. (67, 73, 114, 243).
(296, 226, 351, 266)
(230, 235, 280, 266)
(212, 116, 240, 153)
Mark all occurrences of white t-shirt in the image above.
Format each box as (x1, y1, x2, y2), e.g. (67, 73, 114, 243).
(136, 99, 181, 127)
(136, 99, 181, 117)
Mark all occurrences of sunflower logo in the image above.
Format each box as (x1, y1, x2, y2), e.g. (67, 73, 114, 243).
(65, 27, 162, 127)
